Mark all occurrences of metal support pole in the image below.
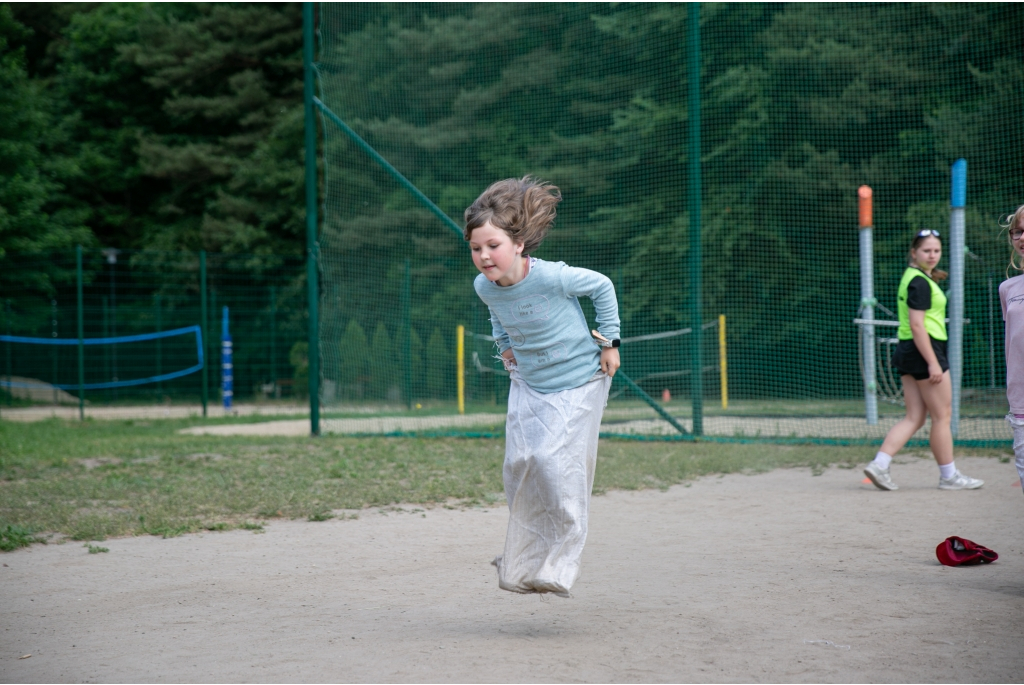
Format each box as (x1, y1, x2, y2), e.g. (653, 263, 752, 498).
(109, 266, 115, 396)
(210, 289, 217, 404)
(304, 1, 320, 436)
(457, 324, 465, 415)
(77, 246, 85, 421)
(615, 372, 691, 436)
(688, 3, 703, 436)
(948, 159, 966, 436)
(155, 295, 162, 396)
(859, 186, 878, 425)
(51, 299, 58, 406)
(403, 259, 412, 410)
(988, 274, 995, 389)
(221, 306, 233, 410)
(4, 300, 10, 412)
(102, 296, 109, 399)
(200, 250, 208, 417)
(719, 314, 727, 410)
(270, 286, 277, 398)
(313, 99, 463, 240)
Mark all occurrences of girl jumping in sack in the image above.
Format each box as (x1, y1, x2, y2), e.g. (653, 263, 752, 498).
(464, 176, 620, 597)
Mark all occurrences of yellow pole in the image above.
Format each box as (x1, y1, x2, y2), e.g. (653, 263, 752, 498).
(456, 325, 465, 415)
(719, 314, 728, 409)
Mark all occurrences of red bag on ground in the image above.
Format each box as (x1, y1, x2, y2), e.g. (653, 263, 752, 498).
(935, 536, 998, 566)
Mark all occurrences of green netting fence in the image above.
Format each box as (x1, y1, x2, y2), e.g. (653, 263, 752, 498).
(313, 3, 1018, 445)
(0, 250, 307, 419)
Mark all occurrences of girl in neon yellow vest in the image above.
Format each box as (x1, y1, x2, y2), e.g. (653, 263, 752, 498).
(863, 231, 983, 491)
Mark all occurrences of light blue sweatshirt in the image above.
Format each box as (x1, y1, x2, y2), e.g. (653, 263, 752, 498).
(473, 258, 620, 393)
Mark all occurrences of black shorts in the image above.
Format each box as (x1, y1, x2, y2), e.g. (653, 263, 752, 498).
(891, 338, 949, 381)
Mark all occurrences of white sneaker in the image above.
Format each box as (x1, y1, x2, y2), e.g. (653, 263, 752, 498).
(938, 471, 984, 490)
(864, 462, 898, 491)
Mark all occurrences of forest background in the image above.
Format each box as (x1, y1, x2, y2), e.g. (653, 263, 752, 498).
(1, 3, 1022, 404)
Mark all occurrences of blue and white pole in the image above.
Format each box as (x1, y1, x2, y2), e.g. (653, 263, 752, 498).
(948, 159, 966, 436)
(221, 306, 233, 409)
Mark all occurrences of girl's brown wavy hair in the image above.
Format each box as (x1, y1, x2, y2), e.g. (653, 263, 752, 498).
(463, 176, 561, 254)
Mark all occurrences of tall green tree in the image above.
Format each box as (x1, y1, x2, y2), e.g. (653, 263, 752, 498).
(45, 3, 171, 250)
(123, 3, 306, 258)
(0, 5, 90, 299)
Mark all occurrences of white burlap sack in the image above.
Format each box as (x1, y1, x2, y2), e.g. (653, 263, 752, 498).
(1006, 414, 1024, 494)
(493, 368, 612, 596)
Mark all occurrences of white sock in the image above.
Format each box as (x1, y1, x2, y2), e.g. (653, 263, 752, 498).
(939, 462, 957, 480)
(872, 451, 892, 469)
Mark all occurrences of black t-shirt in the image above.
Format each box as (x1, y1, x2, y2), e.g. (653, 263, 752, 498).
(906, 275, 931, 310)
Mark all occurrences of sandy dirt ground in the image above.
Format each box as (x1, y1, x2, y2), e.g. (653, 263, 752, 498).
(179, 414, 508, 437)
(1, 403, 310, 422)
(2, 455, 1022, 683)
(177, 414, 1007, 442)
(5, 402, 1006, 442)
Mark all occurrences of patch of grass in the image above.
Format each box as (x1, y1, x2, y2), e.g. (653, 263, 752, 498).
(138, 515, 195, 539)
(84, 543, 109, 554)
(0, 418, 1009, 548)
(307, 510, 334, 522)
(0, 524, 47, 551)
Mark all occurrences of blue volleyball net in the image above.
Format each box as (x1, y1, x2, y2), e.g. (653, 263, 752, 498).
(0, 249, 307, 415)
(0, 326, 203, 394)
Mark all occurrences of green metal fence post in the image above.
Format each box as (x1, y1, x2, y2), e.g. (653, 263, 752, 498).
(0, 303, 4, 417)
(51, 299, 58, 406)
(102, 296, 109, 399)
(403, 259, 412, 410)
(304, 1, 320, 436)
(4, 300, 9, 412)
(270, 286, 277, 398)
(77, 246, 85, 421)
(200, 250, 208, 417)
(210, 288, 217, 406)
(155, 294, 162, 396)
(688, 2, 703, 437)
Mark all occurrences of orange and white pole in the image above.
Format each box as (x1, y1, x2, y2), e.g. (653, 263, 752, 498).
(858, 185, 877, 425)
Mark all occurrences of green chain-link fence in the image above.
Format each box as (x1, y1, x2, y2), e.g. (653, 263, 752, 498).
(313, 3, 1018, 445)
(3, 4, 1017, 446)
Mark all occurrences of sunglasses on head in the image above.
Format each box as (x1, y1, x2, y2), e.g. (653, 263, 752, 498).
(916, 230, 940, 238)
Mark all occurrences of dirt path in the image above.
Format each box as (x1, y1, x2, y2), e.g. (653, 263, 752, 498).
(6, 402, 1006, 442)
(177, 414, 1007, 441)
(2, 455, 1021, 683)
(1, 403, 310, 422)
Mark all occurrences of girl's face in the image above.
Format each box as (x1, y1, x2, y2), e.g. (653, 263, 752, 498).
(1012, 215, 1024, 258)
(469, 221, 525, 286)
(912, 236, 942, 273)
